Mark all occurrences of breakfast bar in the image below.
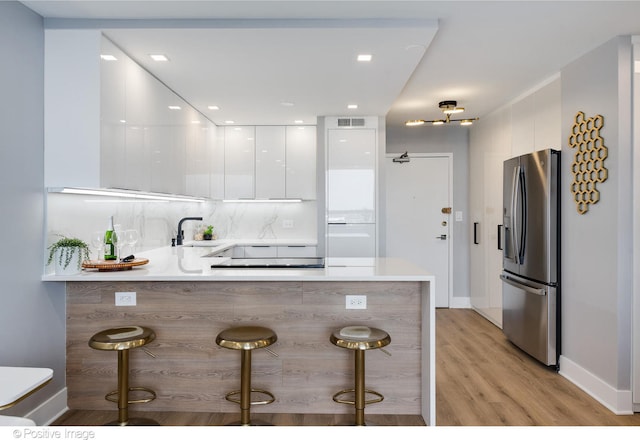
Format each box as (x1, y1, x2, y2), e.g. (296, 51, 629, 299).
(42, 246, 435, 425)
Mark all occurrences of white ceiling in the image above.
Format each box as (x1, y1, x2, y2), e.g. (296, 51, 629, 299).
(22, 1, 640, 130)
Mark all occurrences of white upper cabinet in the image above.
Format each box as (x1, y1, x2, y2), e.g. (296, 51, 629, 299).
(46, 31, 218, 198)
(45, 29, 102, 188)
(286, 126, 317, 200)
(255, 126, 286, 199)
(326, 128, 376, 223)
(224, 126, 256, 199)
(222, 125, 317, 200)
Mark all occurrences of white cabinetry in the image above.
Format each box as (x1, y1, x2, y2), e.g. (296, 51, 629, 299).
(277, 245, 317, 257)
(286, 126, 317, 200)
(325, 118, 377, 258)
(255, 126, 286, 199)
(230, 245, 317, 258)
(469, 108, 511, 327)
(224, 126, 256, 199)
(469, 77, 560, 327)
(46, 31, 219, 198)
(223, 125, 317, 200)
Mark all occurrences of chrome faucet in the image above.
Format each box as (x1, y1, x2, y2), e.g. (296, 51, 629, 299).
(176, 217, 203, 246)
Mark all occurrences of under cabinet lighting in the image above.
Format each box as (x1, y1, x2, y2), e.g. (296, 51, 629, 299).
(223, 199, 302, 203)
(48, 187, 205, 203)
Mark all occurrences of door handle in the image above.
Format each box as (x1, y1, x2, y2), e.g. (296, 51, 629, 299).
(436, 234, 447, 240)
(473, 222, 479, 245)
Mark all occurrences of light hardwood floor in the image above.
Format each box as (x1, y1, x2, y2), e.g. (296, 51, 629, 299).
(52, 309, 640, 426)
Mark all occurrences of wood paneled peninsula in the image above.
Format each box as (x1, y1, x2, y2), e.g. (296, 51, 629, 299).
(42, 245, 435, 425)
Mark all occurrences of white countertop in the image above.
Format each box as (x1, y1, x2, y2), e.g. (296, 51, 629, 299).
(42, 245, 434, 282)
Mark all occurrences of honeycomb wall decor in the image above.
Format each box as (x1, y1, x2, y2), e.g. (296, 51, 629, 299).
(568, 111, 608, 214)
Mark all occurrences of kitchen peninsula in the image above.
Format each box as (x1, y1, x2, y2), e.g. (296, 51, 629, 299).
(42, 245, 435, 425)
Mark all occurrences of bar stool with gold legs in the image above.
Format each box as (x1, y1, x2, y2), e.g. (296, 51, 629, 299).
(216, 326, 278, 426)
(89, 326, 158, 426)
(330, 326, 391, 426)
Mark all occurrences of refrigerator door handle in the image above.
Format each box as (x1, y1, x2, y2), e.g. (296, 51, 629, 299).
(500, 274, 546, 296)
(510, 166, 520, 263)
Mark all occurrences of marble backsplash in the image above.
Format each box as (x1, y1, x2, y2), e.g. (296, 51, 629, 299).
(45, 193, 317, 262)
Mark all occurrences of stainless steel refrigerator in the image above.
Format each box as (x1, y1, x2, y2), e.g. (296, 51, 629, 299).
(501, 148, 560, 367)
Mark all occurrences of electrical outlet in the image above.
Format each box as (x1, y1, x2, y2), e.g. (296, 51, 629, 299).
(346, 295, 367, 309)
(282, 219, 294, 229)
(115, 291, 136, 306)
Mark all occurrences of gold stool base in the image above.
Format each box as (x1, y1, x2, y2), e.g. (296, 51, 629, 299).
(105, 386, 157, 404)
(105, 417, 160, 426)
(225, 388, 275, 406)
(332, 388, 384, 406)
(224, 419, 274, 426)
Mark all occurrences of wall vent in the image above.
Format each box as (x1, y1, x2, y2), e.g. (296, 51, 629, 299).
(336, 118, 366, 127)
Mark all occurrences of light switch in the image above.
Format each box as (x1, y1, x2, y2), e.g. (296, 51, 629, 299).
(455, 211, 463, 222)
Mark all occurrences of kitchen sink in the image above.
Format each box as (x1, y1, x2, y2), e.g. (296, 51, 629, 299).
(210, 257, 325, 268)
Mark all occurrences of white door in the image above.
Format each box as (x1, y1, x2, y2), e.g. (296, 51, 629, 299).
(385, 154, 452, 307)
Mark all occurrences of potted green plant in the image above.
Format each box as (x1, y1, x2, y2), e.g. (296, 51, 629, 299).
(47, 235, 91, 275)
(203, 225, 215, 240)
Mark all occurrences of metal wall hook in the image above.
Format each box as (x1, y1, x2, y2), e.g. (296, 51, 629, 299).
(392, 151, 410, 163)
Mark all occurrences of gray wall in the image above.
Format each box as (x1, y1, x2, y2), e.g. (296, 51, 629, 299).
(385, 125, 470, 299)
(561, 36, 633, 389)
(0, 1, 66, 419)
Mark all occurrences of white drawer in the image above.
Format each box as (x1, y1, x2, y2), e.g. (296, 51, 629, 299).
(243, 245, 277, 258)
(276, 245, 317, 258)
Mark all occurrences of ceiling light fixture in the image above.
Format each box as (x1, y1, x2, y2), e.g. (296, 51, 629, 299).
(405, 100, 479, 127)
(357, 54, 372, 62)
(100, 54, 117, 61)
(150, 54, 169, 62)
(208, 105, 220, 110)
(347, 104, 358, 109)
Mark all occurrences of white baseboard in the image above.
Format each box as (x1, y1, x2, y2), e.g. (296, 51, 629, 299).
(24, 387, 68, 426)
(559, 355, 633, 415)
(449, 296, 471, 309)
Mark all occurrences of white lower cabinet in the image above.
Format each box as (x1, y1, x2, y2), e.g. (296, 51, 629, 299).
(326, 224, 376, 258)
(276, 246, 317, 258)
(242, 246, 277, 258)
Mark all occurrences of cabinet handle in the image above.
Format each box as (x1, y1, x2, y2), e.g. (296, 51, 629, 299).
(251, 245, 270, 248)
(473, 222, 479, 245)
(497, 224, 503, 251)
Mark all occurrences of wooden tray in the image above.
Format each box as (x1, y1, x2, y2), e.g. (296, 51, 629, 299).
(82, 258, 149, 272)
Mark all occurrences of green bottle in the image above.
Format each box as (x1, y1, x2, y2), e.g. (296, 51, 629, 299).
(104, 216, 116, 260)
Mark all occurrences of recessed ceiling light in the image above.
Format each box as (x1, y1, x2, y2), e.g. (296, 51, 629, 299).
(191, 120, 201, 124)
(294, 120, 304, 124)
(226, 121, 236, 124)
(100, 54, 117, 61)
(119, 119, 126, 123)
(168, 105, 181, 110)
(208, 105, 220, 110)
(150, 54, 169, 62)
(357, 54, 372, 62)
(347, 104, 358, 109)
(281, 101, 295, 107)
